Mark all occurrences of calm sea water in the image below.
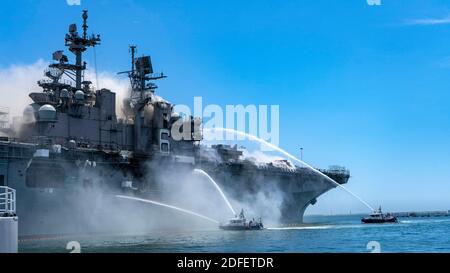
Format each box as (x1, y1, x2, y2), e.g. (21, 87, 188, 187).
(18, 215, 450, 253)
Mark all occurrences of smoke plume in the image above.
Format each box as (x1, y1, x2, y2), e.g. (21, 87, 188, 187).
(0, 60, 130, 122)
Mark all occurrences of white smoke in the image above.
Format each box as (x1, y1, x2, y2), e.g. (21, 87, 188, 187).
(0, 60, 130, 121)
(230, 182, 286, 226)
(242, 150, 283, 164)
(85, 70, 130, 118)
(0, 60, 47, 118)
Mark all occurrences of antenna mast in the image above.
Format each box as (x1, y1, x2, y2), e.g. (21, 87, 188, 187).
(130, 45, 137, 73)
(61, 10, 101, 89)
(118, 45, 167, 107)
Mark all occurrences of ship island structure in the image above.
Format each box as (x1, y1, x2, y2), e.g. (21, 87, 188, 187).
(0, 11, 350, 236)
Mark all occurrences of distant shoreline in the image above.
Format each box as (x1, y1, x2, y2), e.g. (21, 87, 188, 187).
(306, 210, 450, 218)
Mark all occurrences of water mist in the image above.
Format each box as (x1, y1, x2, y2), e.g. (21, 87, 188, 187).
(203, 127, 374, 212)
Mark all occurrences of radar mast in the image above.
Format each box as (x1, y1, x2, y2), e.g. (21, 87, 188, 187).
(119, 45, 166, 108)
(49, 10, 101, 90)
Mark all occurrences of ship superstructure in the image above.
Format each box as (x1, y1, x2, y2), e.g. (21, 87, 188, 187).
(0, 11, 350, 236)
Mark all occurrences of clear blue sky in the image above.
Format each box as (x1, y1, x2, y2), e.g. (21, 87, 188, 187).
(1, 0, 450, 214)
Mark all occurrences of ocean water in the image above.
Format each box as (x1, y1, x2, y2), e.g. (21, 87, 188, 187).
(18, 215, 450, 253)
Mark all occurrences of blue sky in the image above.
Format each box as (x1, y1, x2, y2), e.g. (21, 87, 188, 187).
(1, 0, 450, 214)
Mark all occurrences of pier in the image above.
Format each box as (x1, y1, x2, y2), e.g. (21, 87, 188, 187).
(0, 186, 18, 253)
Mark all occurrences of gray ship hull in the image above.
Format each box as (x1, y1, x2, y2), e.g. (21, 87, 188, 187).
(1, 141, 347, 237)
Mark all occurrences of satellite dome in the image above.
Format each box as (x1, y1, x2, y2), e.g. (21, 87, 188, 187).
(74, 90, 85, 101)
(60, 89, 70, 98)
(38, 104, 57, 122)
(68, 140, 76, 149)
(22, 105, 37, 123)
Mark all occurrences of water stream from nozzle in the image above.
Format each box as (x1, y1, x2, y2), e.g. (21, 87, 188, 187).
(116, 195, 219, 224)
(203, 127, 374, 212)
(193, 169, 236, 216)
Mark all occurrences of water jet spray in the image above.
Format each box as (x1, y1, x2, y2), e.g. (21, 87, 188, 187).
(203, 128, 374, 212)
(193, 169, 237, 216)
(116, 195, 219, 224)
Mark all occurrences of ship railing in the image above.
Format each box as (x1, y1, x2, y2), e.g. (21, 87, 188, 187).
(0, 186, 16, 216)
(0, 106, 9, 115)
(0, 137, 16, 143)
(0, 106, 9, 129)
(38, 78, 74, 87)
(319, 167, 350, 176)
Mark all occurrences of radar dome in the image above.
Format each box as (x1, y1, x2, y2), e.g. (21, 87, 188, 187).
(60, 89, 70, 98)
(22, 105, 37, 124)
(68, 140, 76, 149)
(74, 90, 85, 101)
(38, 104, 57, 122)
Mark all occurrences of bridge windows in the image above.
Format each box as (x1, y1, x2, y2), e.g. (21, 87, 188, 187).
(161, 143, 169, 153)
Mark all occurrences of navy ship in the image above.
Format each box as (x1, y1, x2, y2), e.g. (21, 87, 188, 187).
(0, 11, 350, 236)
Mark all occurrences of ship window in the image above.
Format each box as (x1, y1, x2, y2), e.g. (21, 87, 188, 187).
(161, 132, 169, 140)
(0, 175, 4, 186)
(161, 143, 169, 152)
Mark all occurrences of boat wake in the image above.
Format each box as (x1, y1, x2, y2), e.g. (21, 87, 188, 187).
(267, 226, 335, 230)
(400, 218, 450, 224)
(267, 222, 402, 231)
